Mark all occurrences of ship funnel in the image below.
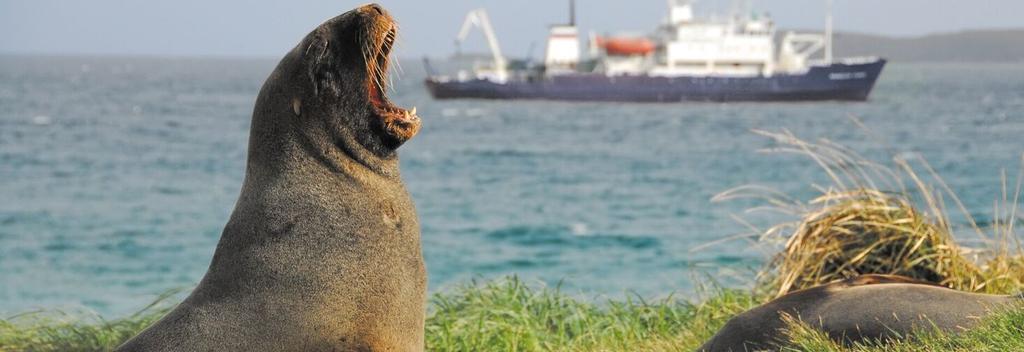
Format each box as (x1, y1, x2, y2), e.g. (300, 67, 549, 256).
(543, 0, 581, 75)
(544, 25, 581, 74)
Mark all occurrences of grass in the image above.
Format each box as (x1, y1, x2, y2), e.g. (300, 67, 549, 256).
(3, 278, 1022, 352)
(0, 291, 175, 352)
(425, 277, 756, 352)
(3, 129, 1023, 351)
(0, 278, 759, 352)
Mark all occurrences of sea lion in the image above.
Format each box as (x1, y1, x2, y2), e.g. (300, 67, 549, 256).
(117, 4, 426, 351)
(699, 275, 1021, 351)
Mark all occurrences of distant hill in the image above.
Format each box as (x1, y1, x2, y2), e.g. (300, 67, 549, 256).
(822, 29, 1024, 63)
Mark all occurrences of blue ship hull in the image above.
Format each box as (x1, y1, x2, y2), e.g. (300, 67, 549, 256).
(426, 59, 886, 103)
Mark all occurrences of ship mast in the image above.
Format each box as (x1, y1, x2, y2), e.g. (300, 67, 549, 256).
(569, 0, 576, 26)
(825, 0, 834, 63)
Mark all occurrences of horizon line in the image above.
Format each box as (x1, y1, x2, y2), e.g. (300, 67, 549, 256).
(3, 27, 1022, 61)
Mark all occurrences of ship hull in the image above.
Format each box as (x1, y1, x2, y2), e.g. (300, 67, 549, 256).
(426, 59, 886, 103)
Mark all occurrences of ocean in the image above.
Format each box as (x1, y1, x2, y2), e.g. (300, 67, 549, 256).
(1, 55, 1022, 317)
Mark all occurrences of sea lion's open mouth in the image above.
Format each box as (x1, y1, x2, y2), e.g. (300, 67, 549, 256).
(364, 14, 420, 142)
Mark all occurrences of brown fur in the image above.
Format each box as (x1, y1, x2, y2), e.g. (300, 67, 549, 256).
(699, 275, 1020, 351)
(117, 4, 426, 351)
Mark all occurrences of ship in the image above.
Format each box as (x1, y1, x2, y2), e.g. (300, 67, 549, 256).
(424, 0, 886, 103)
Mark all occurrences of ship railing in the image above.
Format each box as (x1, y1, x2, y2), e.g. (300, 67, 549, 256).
(836, 56, 883, 65)
(807, 56, 882, 68)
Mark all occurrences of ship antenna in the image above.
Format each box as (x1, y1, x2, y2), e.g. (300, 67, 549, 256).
(569, 0, 576, 26)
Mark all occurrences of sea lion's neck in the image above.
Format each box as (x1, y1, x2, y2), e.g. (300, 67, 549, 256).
(327, 127, 402, 178)
(244, 100, 401, 187)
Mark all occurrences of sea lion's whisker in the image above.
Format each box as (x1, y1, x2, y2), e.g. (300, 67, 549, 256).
(305, 39, 316, 56)
(364, 32, 380, 92)
(373, 47, 386, 93)
(385, 33, 395, 90)
(378, 57, 389, 92)
(317, 40, 329, 65)
(380, 38, 394, 92)
(391, 38, 404, 78)
(392, 58, 403, 77)
(308, 38, 326, 96)
(372, 28, 393, 94)
(361, 30, 372, 81)
(389, 52, 401, 92)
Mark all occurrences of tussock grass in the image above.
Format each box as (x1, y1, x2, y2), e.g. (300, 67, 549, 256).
(766, 188, 981, 295)
(715, 129, 1024, 296)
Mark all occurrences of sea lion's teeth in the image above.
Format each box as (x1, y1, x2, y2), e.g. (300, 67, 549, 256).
(410, 107, 417, 115)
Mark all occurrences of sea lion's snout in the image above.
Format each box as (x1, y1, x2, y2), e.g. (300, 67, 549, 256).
(353, 3, 422, 146)
(299, 4, 421, 155)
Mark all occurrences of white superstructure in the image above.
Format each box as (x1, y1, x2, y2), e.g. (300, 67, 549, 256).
(450, 0, 844, 80)
(599, 0, 836, 77)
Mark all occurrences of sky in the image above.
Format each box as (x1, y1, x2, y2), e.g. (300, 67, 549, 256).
(1, 0, 1022, 59)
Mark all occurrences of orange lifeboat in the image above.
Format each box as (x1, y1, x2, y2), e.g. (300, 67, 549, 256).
(597, 36, 655, 56)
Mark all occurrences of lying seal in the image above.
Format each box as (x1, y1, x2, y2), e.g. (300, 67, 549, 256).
(699, 275, 1020, 351)
(118, 4, 425, 351)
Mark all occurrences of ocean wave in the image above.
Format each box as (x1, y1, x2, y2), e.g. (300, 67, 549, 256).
(486, 224, 659, 249)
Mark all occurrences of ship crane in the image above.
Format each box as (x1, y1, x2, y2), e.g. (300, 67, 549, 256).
(778, 33, 826, 73)
(454, 9, 508, 82)
(778, 0, 835, 73)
